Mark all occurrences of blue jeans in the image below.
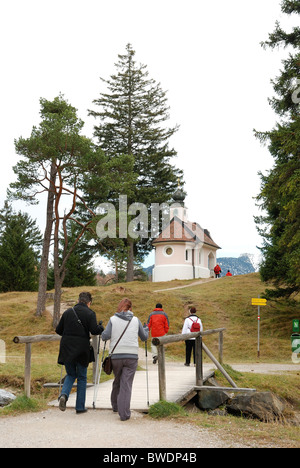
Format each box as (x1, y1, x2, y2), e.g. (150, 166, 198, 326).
(60, 362, 87, 412)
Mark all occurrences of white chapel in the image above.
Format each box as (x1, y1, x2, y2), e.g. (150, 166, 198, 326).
(152, 188, 221, 282)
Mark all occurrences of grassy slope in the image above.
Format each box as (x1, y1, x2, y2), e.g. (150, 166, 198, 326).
(0, 273, 298, 362)
(1, 274, 299, 446)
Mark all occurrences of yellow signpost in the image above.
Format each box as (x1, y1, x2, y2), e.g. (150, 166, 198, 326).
(251, 298, 267, 306)
(252, 297, 267, 358)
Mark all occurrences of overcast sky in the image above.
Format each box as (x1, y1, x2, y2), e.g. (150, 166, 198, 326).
(0, 0, 293, 270)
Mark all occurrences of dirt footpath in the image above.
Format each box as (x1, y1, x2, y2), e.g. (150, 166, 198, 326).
(0, 407, 255, 449)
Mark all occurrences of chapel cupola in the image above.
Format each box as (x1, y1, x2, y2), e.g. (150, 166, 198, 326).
(170, 185, 187, 222)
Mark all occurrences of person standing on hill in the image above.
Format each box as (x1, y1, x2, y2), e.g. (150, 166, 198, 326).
(147, 303, 169, 364)
(182, 307, 203, 366)
(214, 264, 222, 278)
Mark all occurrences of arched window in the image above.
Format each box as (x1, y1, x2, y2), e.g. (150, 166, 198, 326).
(208, 252, 215, 269)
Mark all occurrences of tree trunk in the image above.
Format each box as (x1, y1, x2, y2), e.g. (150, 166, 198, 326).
(35, 162, 56, 317)
(126, 239, 134, 282)
(52, 275, 63, 328)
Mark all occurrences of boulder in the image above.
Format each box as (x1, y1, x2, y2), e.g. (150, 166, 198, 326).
(0, 389, 16, 407)
(197, 388, 230, 410)
(226, 391, 286, 422)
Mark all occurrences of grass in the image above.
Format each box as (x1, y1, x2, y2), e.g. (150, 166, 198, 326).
(147, 366, 300, 448)
(0, 273, 299, 430)
(0, 395, 41, 416)
(148, 400, 187, 419)
(183, 408, 300, 448)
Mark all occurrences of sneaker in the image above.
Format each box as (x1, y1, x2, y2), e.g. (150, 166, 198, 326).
(184, 363, 190, 367)
(58, 394, 67, 412)
(153, 356, 158, 364)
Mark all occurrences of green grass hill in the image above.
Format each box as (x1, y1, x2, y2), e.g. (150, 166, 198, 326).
(0, 273, 298, 363)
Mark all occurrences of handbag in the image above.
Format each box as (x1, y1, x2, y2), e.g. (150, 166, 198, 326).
(102, 318, 132, 375)
(102, 355, 113, 375)
(72, 307, 95, 363)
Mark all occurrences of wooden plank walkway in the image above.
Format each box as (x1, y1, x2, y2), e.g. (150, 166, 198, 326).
(48, 349, 216, 412)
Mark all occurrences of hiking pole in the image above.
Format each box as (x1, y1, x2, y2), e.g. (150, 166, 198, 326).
(92, 335, 101, 408)
(93, 340, 106, 409)
(145, 340, 150, 407)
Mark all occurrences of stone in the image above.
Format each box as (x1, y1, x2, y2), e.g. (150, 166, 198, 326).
(197, 388, 230, 410)
(226, 391, 286, 422)
(0, 389, 16, 407)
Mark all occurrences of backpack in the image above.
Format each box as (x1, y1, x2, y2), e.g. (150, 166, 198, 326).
(189, 317, 200, 333)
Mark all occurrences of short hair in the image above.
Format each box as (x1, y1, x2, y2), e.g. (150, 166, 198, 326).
(156, 303, 163, 309)
(190, 307, 196, 314)
(79, 292, 93, 305)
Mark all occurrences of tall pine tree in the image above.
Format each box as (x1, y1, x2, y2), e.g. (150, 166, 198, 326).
(10, 95, 106, 326)
(255, 0, 300, 298)
(89, 44, 184, 281)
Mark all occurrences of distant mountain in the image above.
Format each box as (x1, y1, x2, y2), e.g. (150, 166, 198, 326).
(217, 254, 259, 277)
(143, 265, 154, 277)
(144, 253, 260, 279)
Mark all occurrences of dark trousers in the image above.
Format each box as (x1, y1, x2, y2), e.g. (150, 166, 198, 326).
(185, 340, 196, 365)
(111, 358, 138, 421)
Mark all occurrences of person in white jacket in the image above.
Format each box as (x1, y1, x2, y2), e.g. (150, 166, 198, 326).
(101, 298, 149, 421)
(181, 307, 203, 366)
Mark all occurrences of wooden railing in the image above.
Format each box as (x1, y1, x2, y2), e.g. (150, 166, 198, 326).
(13, 334, 100, 398)
(14, 329, 255, 401)
(152, 328, 240, 401)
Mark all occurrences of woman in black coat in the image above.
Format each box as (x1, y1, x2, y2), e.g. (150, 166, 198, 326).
(56, 292, 104, 413)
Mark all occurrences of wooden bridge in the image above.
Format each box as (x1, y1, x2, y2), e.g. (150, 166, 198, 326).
(14, 328, 255, 412)
(48, 354, 215, 412)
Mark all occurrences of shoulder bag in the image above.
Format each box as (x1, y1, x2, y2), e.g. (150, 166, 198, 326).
(102, 318, 132, 375)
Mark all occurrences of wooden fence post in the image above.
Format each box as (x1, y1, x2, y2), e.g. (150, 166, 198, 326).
(157, 344, 166, 401)
(195, 335, 203, 386)
(25, 343, 32, 398)
(219, 330, 224, 364)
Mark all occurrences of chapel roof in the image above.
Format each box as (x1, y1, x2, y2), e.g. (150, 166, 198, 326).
(152, 216, 221, 250)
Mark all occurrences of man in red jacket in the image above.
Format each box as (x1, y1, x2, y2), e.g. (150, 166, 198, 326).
(147, 303, 169, 364)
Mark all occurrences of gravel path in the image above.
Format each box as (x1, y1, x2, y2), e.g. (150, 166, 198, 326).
(0, 407, 251, 448)
(2, 362, 299, 449)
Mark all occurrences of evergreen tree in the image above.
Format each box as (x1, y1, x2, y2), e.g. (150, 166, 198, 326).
(0, 203, 42, 292)
(255, 0, 300, 298)
(59, 223, 96, 288)
(89, 44, 184, 281)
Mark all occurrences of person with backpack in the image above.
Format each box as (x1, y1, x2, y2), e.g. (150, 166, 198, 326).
(214, 264, 222, 278)
(181, 307, 203, 366)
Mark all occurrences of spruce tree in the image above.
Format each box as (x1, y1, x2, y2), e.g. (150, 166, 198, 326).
(0, 203, 42, 292)
(89, 44, 184, 281)
(255, 0, 300, 298)
(59, 223, 96, 288)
